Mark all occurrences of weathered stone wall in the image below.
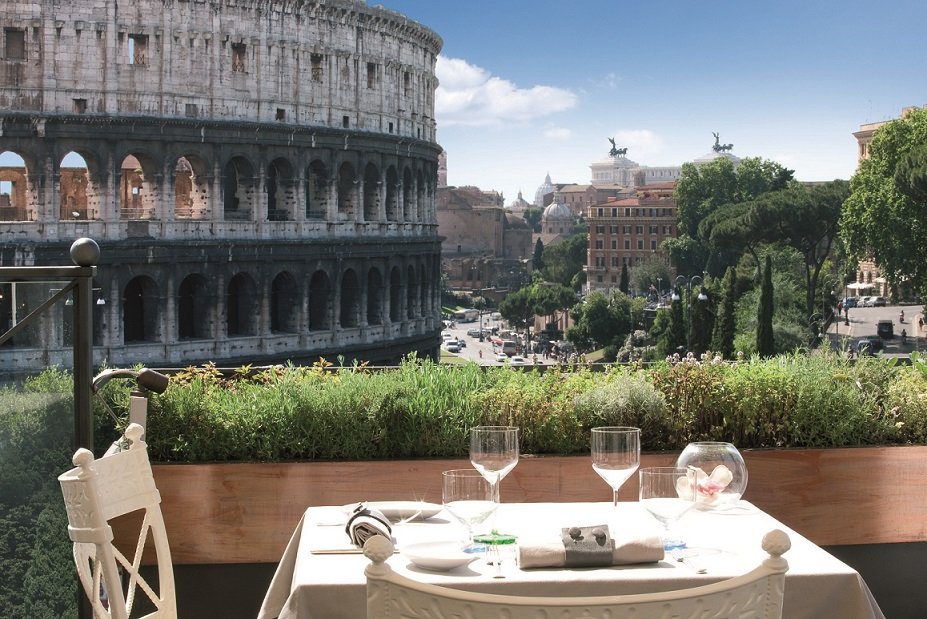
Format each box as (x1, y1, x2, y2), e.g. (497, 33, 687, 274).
(0, 0, 441, 141)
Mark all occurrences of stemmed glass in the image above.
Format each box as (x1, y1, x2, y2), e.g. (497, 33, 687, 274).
(591, 426, 640, 507)
(442, 469, 498, 549)
(639, 466, 697, 550)
(469, 426, 519, 504)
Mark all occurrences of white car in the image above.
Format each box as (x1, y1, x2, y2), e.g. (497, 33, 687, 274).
(444, 342, 460, 353)
(509, 355, 527, 366)
(495, 353, 508, 363)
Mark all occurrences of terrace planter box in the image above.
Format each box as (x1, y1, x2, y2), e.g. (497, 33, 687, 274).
(142, 445, 927, 565)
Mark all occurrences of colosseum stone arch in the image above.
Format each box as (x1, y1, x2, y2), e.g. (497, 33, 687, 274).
(0, 0, 444, 373)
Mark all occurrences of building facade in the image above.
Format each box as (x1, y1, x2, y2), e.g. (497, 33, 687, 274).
(0, 0, 445, 374)
(584, 183, 677, 293)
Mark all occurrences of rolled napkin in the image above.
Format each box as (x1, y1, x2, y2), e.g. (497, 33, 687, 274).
(518, 523, 663, 569)
(344, 503, 393, 547)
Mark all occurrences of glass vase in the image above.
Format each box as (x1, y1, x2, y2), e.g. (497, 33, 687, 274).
(674, 442, 747, 510)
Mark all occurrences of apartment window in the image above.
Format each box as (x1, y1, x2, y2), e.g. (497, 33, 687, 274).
(232, 43, 246, 72)
(624, 239, 630, 249)
(649, 225, 658, 234)
(596, 225, 605, 234)
(623, 256, 630, 265)
(611, 275, 617, 283)
(5, 28, 25, 60)
(597, 208, 604, 217)
(637, 240, 644, 250)
(73, 98, 87, 114)
(184, 103, 198, 117)
(611, 208, 618, 217)
(611, 256, 619, 267)
(597, 276, 603, 283)
(636, 225, 643, 234)
(128, 34, 148, 65)
(594, 240, 603, 250)
(610, 225, 618, 234)
(596, 257, 605, 267)
(310, 53, 324, 81)
(611, 240, 617, 250)
(623, 225, 631, 234)
(651, 240, 657, 250)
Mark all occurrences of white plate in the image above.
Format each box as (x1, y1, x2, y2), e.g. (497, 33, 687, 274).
(402, 541, 477, 571)
(345, 501, 443, 522)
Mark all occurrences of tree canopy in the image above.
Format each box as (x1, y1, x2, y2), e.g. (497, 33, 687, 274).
(539, 233, 588, 290)
(842, 107, 927, 296)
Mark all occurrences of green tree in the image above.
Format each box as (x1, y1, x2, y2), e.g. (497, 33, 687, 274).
(619, 264, 630, 294)
(540, 233, 588, 290)
(566, 290, 634, 352)
(711, 267, 737, 358)
(522, 207, 543, 232)
(842, 107, 927, 297)
(673, 157, 794, 276)
(629, 255, 671, 295)
(757, 255, 775, 356)
(532, 237, 545, 272)
(654, 297, 686, 357)
(498, 286, 536, 332)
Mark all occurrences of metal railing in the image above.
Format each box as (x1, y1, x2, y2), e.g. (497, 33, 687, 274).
(0, 238, 98, 451)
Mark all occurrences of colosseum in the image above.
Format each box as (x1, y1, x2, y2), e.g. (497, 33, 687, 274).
(0, 0, 445, 375)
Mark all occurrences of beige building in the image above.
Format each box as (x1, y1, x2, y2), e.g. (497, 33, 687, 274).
(436, 186, 532, 292)
(584, 183, 677, 293)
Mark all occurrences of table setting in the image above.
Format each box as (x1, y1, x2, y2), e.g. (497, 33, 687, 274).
(258, 426, 885, 619)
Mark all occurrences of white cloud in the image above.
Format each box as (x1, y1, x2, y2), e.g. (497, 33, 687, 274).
(611, 129, 665, 159)
(543, 127, 573, 140)
(436, 55, 577, 126)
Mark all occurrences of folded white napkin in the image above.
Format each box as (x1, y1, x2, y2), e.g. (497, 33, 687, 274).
(344, 503, 392, 547)
(518, 524, 664, 569)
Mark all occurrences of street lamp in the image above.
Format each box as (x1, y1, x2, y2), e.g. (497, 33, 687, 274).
(672, 274, 706, 354)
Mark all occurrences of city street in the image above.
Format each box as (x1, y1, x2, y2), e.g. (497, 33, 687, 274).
(440, 317, 553, 366)
(824, 304, 924, 356)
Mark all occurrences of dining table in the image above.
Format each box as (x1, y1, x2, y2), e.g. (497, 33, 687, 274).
(258, 500, 885, 619)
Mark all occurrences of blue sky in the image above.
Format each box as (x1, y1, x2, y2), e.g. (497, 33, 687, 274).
(385, 0, 927, 204)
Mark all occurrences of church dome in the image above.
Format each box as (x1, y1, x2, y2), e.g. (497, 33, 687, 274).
(534, 172, 554, 207)
(542, 200, 572, 222)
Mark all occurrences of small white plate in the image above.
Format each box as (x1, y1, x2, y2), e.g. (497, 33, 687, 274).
(345, 501, 443, 522)
(402, 541, 477, 571)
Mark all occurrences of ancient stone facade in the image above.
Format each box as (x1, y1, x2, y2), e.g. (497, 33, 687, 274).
(0, 0, 445, 373)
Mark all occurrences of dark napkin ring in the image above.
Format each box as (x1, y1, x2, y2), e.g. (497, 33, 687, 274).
(561, 524, 614, 567)
(344, 502, 392, 539)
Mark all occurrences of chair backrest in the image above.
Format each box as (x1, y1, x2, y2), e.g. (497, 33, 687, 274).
(59, 423, 176, 619)
(365, 529, 790, 619)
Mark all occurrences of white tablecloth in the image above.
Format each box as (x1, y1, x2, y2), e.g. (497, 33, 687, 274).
(258, 501, 884, 619)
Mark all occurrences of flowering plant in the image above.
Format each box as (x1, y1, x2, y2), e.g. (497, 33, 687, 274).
(676, 464, 733, 506)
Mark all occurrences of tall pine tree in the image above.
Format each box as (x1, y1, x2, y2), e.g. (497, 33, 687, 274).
(711, 267, 737, 358)
(756, 255, 775, 356)
(619, 264, 630, 294)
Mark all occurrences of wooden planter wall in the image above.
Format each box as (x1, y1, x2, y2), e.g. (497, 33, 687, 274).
(140, 446, 927, 565)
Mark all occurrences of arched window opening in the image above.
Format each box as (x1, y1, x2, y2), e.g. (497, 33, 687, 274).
(363, 163, 380, 221)
(0, 151, 31, 222)
(174, 155, 210, 219)
(178, 274, 211, 339)
(389, 267, 402, 322)
(119, 154, 156, 220)
(340, 269, 360, 328)
(385, 166, 399, 222)
(267, 158, 294, 221)
(223, 157, 255, 220)
(227, 272, 258, 336)
(366, 268, 383, 326)
(336, 162, 357, 220)
(123, 276, 160, 343)
(406, 266, 417, 319)
(306, 160, 329, 220)
(308, 270, 331, 331)
(402, 167, 414, 221)
(271, 271, 299, 333)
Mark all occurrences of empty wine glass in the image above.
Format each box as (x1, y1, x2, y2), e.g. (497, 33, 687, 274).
(639, 466, 697, 550)
(591, 426, 640, 507)
(469, 426, 519, 503)
(442, 469, 498, 549)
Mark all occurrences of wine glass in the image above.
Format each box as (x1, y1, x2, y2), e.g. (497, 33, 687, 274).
(469, 426, 519, 503)
(639, 466, 697, 550)
(591, 426, 640, 507)
(442, 469, 498, 549)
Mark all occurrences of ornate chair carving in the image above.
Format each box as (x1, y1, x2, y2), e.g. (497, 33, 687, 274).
(364, 529, 790, 619)
(59, 423, 176, 619)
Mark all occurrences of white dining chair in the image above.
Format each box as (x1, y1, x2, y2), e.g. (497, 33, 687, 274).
(58, 423, 177, 619)
(364, 529, 790, 619)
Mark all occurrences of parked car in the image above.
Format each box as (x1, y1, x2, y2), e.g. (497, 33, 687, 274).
(495, 353, 508, 363)
(876, 320, 894, 339)
(444, 341, 460, 353)
(841, 297, 858, 309)
(871, 296, 886, 307)
(856, 338, 883, 356)
(509, 355, 527, 366)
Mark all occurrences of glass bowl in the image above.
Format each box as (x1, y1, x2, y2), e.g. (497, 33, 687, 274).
(675, 442, 747, 509)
